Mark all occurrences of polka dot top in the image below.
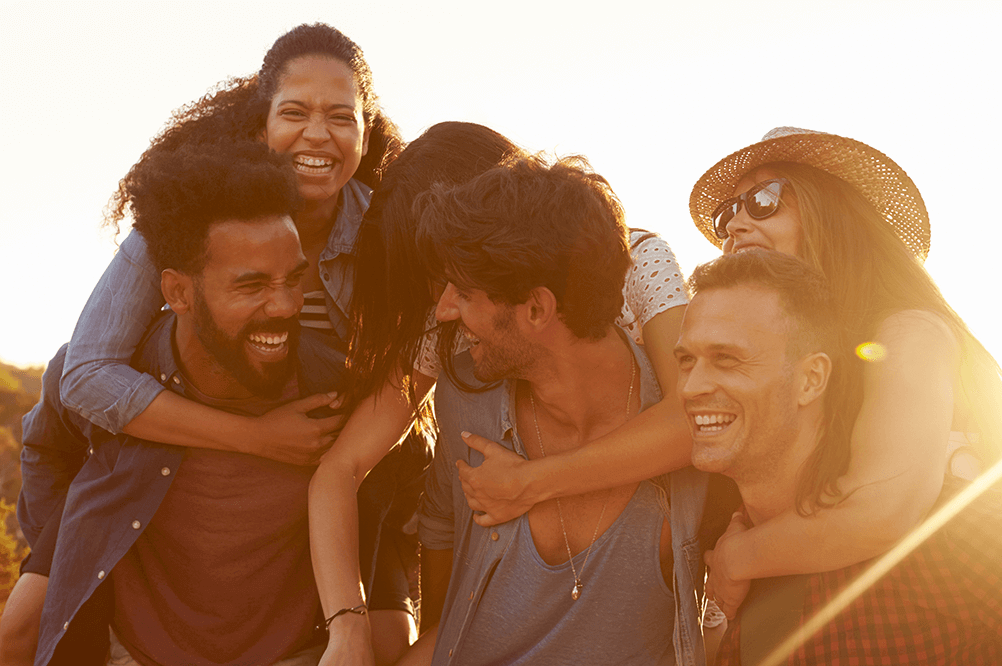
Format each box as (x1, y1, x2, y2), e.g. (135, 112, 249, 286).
(619, 230, 688, 344)
(414, 230, 689, 378)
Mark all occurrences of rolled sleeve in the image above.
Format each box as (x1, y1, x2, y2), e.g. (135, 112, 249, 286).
(61, 231, 166, 433)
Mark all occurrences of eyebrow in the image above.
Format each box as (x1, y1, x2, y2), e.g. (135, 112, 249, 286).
(674, 342, 745, 355)
(276, 99, 357, 112)
(233, 260, 309, 283)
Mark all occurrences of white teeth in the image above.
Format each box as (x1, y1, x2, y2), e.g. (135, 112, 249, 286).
(296, 156, 333, 167)
(249, 332, 288, 346)
(461, 327, 480, 346)
(694, 413, 735, 428)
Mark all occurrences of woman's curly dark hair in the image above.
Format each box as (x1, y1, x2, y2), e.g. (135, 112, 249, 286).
(106, 23, 402, 235)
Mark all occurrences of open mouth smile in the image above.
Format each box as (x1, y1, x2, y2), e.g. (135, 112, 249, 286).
(293, 155, 336, 175)
(460, 326, 481, 347)
(693, 413, 736, 433)
(247, 331, 289, 358)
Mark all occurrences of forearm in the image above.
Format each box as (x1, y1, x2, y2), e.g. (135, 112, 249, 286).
(522, 399, 692, 502)
(309, 456, 368, 619)
(121, 390, 259, 452)
(725, 480, 939, 580)
(61, 230, 165, 433)
(520, 305, 691, 502)
(310, 378, 427, 617)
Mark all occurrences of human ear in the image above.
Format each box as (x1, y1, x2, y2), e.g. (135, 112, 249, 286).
(161, 269, 194, 315)
(797, 352, 831, 406)
(525, 287, 558, 330)
(361, 124, 371, 157)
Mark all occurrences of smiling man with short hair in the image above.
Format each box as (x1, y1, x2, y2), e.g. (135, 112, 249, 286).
(677, 249, 1002, 665)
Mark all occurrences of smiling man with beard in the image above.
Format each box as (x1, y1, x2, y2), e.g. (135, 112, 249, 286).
(408, 156, 711, 666)
(16, 141, 351, 666)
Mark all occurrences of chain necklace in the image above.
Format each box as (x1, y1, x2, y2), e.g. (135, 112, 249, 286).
(528, 353, 636, 601)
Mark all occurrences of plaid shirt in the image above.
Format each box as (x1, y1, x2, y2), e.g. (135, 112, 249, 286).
(717, 477, 1002, 665)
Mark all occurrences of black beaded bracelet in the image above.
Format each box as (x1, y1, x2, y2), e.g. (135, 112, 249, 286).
(320, 604, 368, 632)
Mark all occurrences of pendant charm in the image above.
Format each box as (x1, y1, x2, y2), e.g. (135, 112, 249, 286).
(571, 582, 582, 600)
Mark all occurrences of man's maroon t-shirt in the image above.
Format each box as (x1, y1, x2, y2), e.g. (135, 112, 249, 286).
(111, 377, 321, 666)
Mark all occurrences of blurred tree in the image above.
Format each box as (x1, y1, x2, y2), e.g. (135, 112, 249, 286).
(0, 499, 26, 612)
(0, 360, 42, 609)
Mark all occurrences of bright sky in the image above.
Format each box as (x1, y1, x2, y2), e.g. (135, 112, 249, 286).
(2, 1, 1000, 368)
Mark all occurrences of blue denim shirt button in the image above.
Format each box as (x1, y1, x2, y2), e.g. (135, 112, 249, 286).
(161, 467, 171, 476)
(131, 520, 141, 530)
(97, 570, 105, 579)
(172, 376, 181, 385)
(160, 373, 167, 381)
(490, 531, 499, 541)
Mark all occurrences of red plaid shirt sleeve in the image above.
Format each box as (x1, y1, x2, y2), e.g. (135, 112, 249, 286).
(716, 477, 1002, 665)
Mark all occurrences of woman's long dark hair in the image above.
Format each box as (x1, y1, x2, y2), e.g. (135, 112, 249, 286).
(344, 122, 525, 416)
(106, 23, 402, 234)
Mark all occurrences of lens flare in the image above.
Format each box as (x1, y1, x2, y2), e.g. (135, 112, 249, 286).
(855, 342, 887, 362)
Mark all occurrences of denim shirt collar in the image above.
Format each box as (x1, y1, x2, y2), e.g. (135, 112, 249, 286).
(319, 178, 371, 261)
(133, 311, 185, 393)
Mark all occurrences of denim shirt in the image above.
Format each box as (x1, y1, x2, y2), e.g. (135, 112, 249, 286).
(60, 179, 371, 434)
(20, 312, 349, 666)
(418, 337, 710, 666)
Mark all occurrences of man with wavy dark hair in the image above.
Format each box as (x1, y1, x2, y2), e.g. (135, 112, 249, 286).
(15, 142, 349, 666)
(410, 156, 710, 665)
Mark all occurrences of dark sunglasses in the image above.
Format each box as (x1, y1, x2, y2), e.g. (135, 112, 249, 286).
(712, 178, 789, 240)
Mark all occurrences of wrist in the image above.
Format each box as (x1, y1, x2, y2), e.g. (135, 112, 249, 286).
(720, 531, 755, 581)
(324, 609, 371, 646)
(519, 458, 550, 504)
(235, 413, 269, 456)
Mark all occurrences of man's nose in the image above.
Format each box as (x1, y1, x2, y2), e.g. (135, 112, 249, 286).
(435, 283, 461, 323)
(678, 359, 715, 401)
(264, 284, 302, 319)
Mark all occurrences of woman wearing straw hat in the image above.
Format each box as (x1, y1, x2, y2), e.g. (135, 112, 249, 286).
(687, 126, 1002, 618)
(458, 127, 1002, 624)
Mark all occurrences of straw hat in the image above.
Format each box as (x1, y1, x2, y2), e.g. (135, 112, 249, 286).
(689, 127, 931, 260)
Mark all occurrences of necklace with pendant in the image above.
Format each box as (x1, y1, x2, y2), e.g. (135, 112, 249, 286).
(528, 352, 636, 601)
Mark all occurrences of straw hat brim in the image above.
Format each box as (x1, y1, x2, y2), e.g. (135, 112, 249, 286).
(689, 128, 930, 260)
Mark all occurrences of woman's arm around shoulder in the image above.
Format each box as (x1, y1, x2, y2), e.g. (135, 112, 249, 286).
(61, 230, 166, 433)
(459, 305, 693, 526)
(60, 231, 345, 460)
